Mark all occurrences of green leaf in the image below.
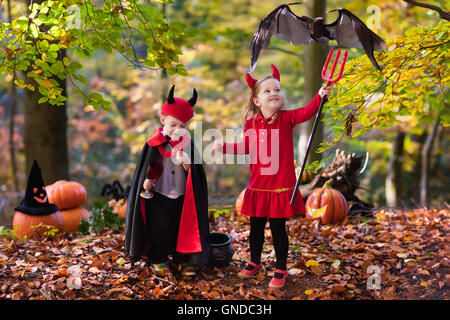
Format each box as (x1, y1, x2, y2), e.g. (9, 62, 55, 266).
(29, 23, 39, 38)
(90, 92, 104, 101)
(436, 31, 448, 41)
(68, 61, 83, 71)
(80, 201, 124, 234)
(33, 18, 43, 26)
(48, 43, 59, 52)
(331, 260, 341, 268)
(38, 96, 48, 104)
(360, 114, 371, 127)
(38, 85, 49, 96)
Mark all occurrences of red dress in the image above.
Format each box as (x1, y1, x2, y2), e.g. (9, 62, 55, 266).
(221, 93, 322, 218)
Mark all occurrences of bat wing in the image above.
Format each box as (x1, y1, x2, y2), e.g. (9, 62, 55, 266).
(249, 4, 312, 72)
(326, 9, 387, 70)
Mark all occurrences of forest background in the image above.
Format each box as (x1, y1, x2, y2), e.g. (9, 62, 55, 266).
(0, 0, 448, 226)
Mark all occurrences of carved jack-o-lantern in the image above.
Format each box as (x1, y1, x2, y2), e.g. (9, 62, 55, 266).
(33, 187, 48, 203)
(305, 179, 348, 224)
(14, 160, 64, 239)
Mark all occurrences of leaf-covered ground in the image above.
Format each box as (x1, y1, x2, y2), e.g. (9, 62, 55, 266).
(0, 209, 448, 300)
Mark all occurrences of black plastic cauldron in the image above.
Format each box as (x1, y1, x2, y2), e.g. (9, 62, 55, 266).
(209, 232, 235, 267)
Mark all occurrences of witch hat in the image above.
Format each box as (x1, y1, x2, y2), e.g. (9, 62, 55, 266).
(15, 160, 59, 216)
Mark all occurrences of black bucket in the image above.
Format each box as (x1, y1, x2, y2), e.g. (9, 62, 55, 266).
(209, 232, 235, 267)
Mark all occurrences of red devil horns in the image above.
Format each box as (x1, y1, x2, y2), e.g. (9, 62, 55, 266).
(245, 73, 257, 93)
(270, 64, 280, 82)
(246, 64, 281, 96)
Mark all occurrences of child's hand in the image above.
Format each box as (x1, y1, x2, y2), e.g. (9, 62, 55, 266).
(143, 178, 156, 191)
(319, 83, 333, 98)
(175, 150, 191, 165)
(214, 140, 224, 151)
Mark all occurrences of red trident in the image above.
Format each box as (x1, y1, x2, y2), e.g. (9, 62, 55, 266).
(290, 48, 348, 205)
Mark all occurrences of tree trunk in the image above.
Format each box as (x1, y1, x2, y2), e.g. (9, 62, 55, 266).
(430, 124, 444, 177)
(24, 75, 69, 184)
(411, 132, 426, 205)
(8, 75, 19, 191)
(23, 0, 68, 184)
(7, 0, 19, 192)
(386, 129, 405, 207)
(420, 118, 440, 207)
(298, 0, 328, 166)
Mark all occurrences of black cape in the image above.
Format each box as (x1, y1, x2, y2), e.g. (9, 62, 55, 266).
(124, 130, 210, 265)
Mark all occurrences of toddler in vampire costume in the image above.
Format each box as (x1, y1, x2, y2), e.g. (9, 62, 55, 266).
(214, 65, 332, 288)
(125, 85, 210, 277)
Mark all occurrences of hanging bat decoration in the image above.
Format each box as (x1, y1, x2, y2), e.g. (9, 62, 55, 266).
(249, 4, 387, 72)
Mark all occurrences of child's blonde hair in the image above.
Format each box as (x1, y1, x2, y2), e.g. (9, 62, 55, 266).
(243, 76, 287, 125)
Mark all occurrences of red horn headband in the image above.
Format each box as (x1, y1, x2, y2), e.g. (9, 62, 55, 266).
(246, 64, 280, 97)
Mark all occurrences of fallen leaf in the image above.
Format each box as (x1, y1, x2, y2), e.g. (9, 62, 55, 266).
(268, 287, 284, 298)
(288, 268, 305, 277)
(209, 290, 221, 299)
(88, 266, 102, 274)
(255, 273, 266, 281)
(310, 266, 323, 276)
(113, 276, 128, 287)
(305, 259, 320, 267)
(152, 286, 161, 299)
(331, 260, 341, 269)
(55, 267, 69, 277)
(330, 284, 346, 293)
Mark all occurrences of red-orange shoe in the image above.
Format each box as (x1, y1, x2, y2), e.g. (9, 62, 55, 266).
(237, 261, 263, 279)
(269, 269, 288, 288)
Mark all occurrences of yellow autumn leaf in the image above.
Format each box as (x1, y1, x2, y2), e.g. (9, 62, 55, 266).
(304, 290, 312, 295)
(42, 79, 52, 89)
(305, 259, 320, 267)
(113, 276, 128, 287)
(420, 281, 428, 288)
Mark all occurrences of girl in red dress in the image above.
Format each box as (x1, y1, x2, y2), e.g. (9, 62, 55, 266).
(214, 65, 332, 288)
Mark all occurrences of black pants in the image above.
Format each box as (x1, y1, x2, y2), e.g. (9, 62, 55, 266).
(249, 217, 288, 270)
(146, 191, 188, 264)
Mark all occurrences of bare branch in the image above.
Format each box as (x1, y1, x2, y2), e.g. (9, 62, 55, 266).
(403, 0, 450, 21)
(265, 46, 303, 58)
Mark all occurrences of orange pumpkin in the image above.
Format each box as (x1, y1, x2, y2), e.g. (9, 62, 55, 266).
(300, 170, 314, 184)
(108, 198, 127, 218)
(294, 160, 315, 184)
(13, 210, 65, 239)
(305, 179, 348, 224)
(235, 189, 250, 223)
(46, 180, 87, 210)
(60, 207, 90, 232)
